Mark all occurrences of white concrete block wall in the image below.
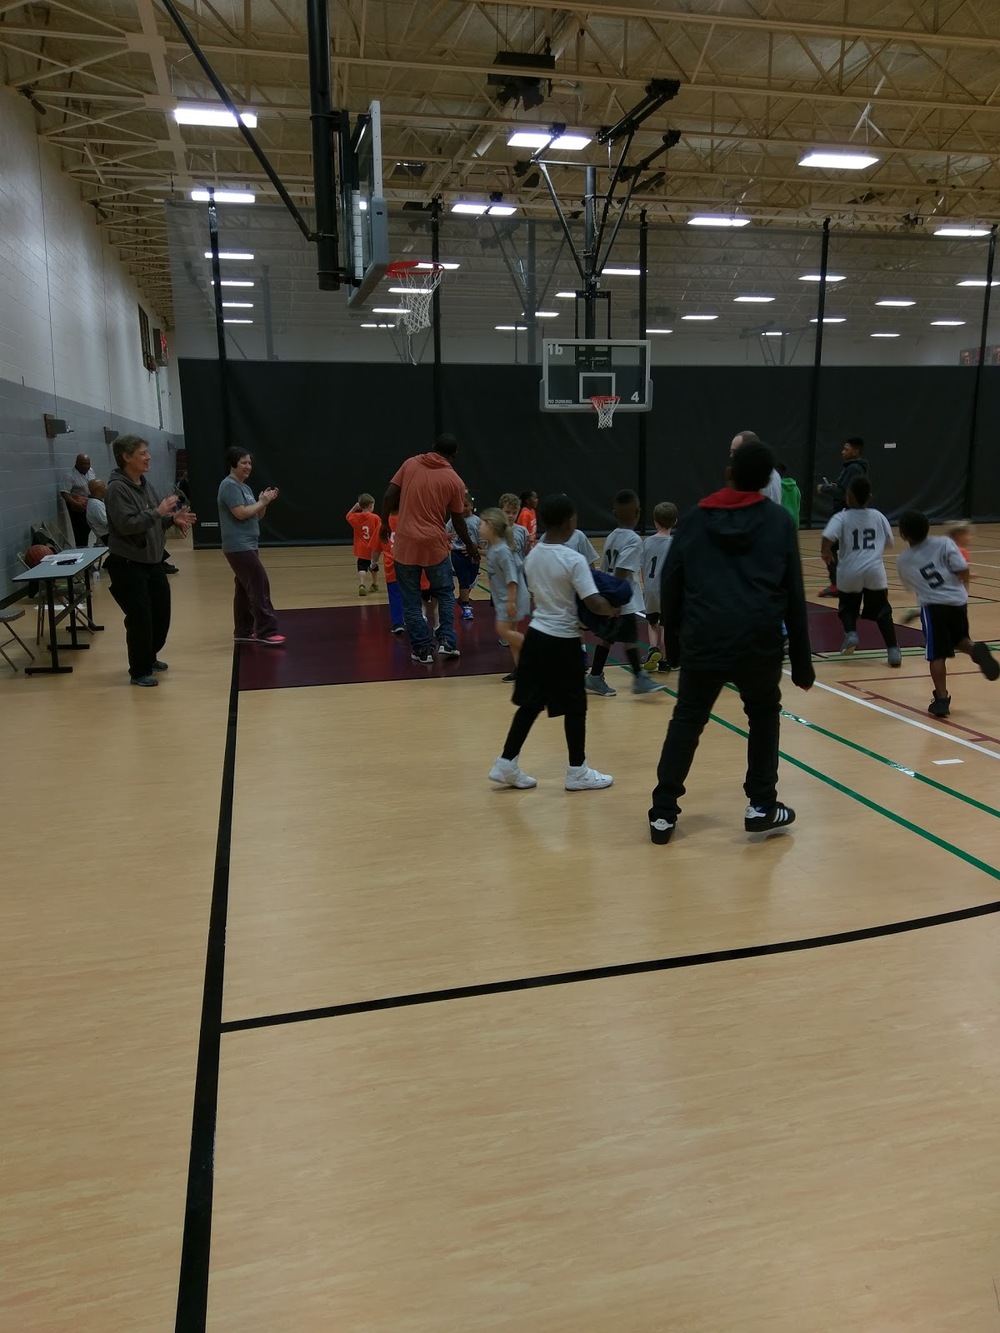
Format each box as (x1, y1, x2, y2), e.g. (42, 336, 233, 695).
(0, 86, 182, 600)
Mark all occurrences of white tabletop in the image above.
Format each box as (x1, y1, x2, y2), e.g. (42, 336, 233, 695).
(13, 547, 106, 583)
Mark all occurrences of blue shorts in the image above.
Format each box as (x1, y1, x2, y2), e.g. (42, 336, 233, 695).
(451, 550, 479, 590)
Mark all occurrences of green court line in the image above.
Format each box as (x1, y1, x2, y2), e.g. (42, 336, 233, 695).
(599, 654, 1000, 856)
(746, 690, 1000, 821)
(702, 701, 1000, 882)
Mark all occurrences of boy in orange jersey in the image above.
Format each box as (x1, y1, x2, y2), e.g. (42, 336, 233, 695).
(346, 493, 381, 596)
(517, 490, 538, 548)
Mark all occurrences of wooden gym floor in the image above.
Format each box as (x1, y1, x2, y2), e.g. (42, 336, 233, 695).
(2, 529, 1000, 1331)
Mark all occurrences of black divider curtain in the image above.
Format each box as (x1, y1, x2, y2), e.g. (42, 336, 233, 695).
(180, 359, 999, 547)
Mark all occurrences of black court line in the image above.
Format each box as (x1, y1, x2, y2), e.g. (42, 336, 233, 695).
(174, 651, 240, 1333)
(221, 893, 1000, 1035)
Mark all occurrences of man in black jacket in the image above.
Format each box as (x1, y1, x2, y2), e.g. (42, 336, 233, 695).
(648, 441, 814, 845)
(816, 436, 868, 595)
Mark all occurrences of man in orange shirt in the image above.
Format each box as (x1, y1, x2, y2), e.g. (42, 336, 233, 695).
(380, 434, 478, 665)
(345, 493, 381, 595)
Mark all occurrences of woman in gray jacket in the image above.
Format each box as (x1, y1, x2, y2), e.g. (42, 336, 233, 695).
(104, 435, 196, 687)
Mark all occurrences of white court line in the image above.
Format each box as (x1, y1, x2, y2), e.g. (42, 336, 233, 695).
(934, 759, 964, 766)
(782, 669, 1000, 761)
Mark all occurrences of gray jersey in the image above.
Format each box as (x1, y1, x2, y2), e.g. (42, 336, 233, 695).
(486, 540, 530, 620)
(601, 526, 644, 616)
(640, 532, 673, 612)
(565, 528, 598, 566)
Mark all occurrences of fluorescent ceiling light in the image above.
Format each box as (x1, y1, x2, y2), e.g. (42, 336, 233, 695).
(957, 278, 1000, 287)
(174, 105, 257, 129)
(870, 332, 900, 338)
(734, 295, 774, 303)
(373, 307, 406, 315)
(601, 267, 640, 276)
(810, 316, 846, 323)
(934, 225, 990, 238)
(451, 201, 516, 216)
(222, 301, 253, 308)
(204, 251, 254, 260)
(414, 261, 460, 270)
(687, 215, 751, 228)
(507, 130, 591, 150)
(223, 318, 252, 324)
(799, 273, 846, 282)
(681, 314, 718, 321)
(361, 322, 396, 329)
(556, 290, 577, 298)
(525, 310, 559, 318)
(763, 331, 785, 337)
(647, 328, 673, 334)
(495, 324, 527, 331)
(211, 279, 254, 287)
(190, 189, 255, 204)
(798, 149, 879, 169)
(876, 299, 915, 307)
(931, 319, 965, 326)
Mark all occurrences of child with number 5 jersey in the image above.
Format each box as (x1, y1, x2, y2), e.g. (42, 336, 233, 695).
(897, 509, 999, 718)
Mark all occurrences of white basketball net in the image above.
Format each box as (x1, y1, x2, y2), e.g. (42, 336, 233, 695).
(390, 266, 444, 333)
(590, 395, 620, 429)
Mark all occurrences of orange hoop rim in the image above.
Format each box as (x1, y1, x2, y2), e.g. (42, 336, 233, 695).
(385, 260, 445, 279)
(589, 394, 621, 408)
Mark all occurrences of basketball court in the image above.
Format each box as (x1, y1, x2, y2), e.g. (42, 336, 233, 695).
(4, 10, 1000, 1331)
(4, 531, 1000, 1331)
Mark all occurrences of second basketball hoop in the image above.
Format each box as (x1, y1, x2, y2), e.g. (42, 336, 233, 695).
(590, 395, 620, 429)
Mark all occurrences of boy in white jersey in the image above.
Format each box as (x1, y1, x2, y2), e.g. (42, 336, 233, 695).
(897, 509, 999, 718)
(640, 500, 678, 672)
(489, 494, 617, 791)
(821, 476, 901, 666)
(586, 489, 661, 698)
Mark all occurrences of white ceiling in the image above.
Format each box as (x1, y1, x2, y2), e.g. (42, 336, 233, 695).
(4, 0, 1000, 325)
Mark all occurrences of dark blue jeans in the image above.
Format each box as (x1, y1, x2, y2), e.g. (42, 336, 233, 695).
(649, 661, 782, 821)
(395, 557, 456, 652)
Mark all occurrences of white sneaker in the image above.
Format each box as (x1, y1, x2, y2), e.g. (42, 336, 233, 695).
(565, 763, 613, 791)
(841, 631, 859, 654)
(488, 756, 537, 789)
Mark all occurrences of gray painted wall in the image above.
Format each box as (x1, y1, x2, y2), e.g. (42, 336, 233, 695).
(0, 376, 181, 600)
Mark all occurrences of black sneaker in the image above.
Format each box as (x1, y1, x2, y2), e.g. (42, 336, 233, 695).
(163, 562, 179, 574)
(501, 671, 516, 683)
(410, 648, 434, 665)
(657, 661, 672, 674)
(649, 817, 676, 845)
(744, 802, 796, 836)
(971, 641, 1000, 681)
(928, 693, 951, 718)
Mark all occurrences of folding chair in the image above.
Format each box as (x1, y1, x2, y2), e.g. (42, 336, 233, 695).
(0, 607, 34, 672)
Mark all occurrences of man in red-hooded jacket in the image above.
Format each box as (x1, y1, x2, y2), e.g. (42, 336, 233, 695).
(647, 440, 814, 845)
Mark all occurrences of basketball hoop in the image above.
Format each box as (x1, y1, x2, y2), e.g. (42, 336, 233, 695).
(385, 260, 445, 333)
(590, 395, 620, 429)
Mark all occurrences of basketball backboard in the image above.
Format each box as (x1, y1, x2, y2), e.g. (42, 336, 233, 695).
(343, 100, 389, 308)
(540, 339, 653, 412)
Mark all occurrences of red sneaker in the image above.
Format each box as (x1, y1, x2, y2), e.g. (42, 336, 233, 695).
(818, 585, 839, 598)
(259, 634, 286, 645)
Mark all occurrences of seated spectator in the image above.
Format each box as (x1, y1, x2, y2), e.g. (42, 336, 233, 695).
(86, 479, 109, 544)
(61, 452, 96, 546)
